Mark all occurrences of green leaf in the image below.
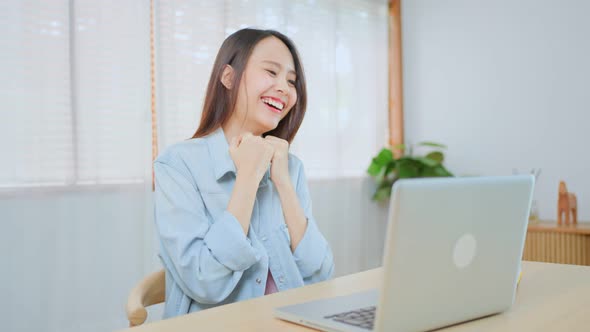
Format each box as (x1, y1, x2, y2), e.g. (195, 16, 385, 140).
(367, 160, 383, 177)
(396, 160, 419, 178)
(416, 156, 439, 167)
(425, 151, 444, 163)
(421, 167, 438, 177)
(372, 185, 392, 202)
(367, 148, 397, 177)
(396, 156, 415, 163)
(374, 148, 393, 166)
(374, 166, 387, 183)
(385, 160, 397, 174)
(433, 165, 453, 177)
(417, 141, 447, 149)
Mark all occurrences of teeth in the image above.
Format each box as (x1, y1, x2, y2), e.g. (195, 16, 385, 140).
(262, 97, 284, 110)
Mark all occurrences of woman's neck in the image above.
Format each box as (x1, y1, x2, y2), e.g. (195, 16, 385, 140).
(222, 117, 264, 143)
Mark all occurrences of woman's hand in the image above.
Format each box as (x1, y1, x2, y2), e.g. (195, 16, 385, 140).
(229, 133, 274, 184)
(264, 135, 291, 187)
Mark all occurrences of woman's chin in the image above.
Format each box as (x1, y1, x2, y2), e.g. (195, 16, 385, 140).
(257, 118, 280, 133)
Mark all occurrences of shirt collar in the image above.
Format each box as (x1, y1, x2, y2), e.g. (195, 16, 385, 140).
(205, 127, 270, 185)
(206, 127, 237, 181)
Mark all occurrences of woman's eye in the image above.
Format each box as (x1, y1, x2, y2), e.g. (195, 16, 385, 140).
(288, 80, 296, 86)
(266, 69, 276, 76)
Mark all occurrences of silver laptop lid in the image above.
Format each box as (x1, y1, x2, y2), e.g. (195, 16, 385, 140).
(374, 175, 534, 332)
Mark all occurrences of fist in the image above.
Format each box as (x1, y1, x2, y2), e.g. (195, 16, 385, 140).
(229, 133, 274, 183)
(264, 135, 290, 186)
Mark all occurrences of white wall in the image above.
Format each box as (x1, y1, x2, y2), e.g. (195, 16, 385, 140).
(401, 0, 590, 221)
(0, 188, 155, 332)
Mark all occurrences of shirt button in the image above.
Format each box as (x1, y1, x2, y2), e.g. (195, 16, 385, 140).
(261, 236, 267, 241)
(279, 276, 285, 283)
(256, 278, 262, 284)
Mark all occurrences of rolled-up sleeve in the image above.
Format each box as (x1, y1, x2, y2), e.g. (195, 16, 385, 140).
(291, 159, 335, 283)
(154, 158, 260, 304)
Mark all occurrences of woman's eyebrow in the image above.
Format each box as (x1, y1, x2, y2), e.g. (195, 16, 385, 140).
(262, 60, 296, 76)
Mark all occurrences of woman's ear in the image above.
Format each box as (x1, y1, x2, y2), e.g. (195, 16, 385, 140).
(220, 65, 234, 89)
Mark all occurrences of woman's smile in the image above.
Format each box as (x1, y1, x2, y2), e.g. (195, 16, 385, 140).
(261, 96, 286, 114)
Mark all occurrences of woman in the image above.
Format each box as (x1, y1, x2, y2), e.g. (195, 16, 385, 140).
(154, 28, 334, 318)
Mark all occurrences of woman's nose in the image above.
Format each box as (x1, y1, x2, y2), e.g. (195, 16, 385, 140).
(275, 78, 289, 94)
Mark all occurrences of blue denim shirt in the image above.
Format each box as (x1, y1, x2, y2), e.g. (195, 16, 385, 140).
(154, 128, 335, 318)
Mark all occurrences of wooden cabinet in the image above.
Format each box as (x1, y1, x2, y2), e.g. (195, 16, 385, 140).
(523, 222, 590, 266)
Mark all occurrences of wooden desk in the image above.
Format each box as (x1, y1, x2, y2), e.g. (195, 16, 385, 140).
(120, 261, 590, 332)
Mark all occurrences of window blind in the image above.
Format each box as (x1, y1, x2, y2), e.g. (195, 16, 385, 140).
(0, 1, 73, 187)
(0, 0, 151, 189)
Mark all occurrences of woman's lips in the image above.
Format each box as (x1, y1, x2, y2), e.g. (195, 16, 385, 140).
(263, 102, 282, 114)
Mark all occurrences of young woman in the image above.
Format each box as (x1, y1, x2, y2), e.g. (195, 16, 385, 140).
(154, 28, 334, 318)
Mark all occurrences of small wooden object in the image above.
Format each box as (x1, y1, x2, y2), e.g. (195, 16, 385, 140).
(557, 180, 577, 225)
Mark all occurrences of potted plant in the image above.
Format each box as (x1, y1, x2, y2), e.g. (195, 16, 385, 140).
(367, 142, 454, 202)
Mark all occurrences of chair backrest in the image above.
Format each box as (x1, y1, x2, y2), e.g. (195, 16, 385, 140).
(126, 269, 166, 327)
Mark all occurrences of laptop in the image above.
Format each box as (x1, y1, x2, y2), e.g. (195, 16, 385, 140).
(274, 175, 534, 332)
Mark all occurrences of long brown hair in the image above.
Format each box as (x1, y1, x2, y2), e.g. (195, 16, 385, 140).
(192, 28, 307, 143)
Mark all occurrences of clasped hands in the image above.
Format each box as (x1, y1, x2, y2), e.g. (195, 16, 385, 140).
(229, 133, 290, 187)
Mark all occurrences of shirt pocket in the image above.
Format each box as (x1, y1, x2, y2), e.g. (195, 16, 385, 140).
(200, 192, 230, 221)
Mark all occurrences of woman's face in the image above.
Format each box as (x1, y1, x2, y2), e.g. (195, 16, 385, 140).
(233, 36, 298, 135)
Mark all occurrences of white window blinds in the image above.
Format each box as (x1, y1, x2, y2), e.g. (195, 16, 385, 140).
(0, 0, 151, 189)
(155, 0, 389, 178)
(1, 0, 388, 188)
(0, 1, 73, 187)
(73, 0, 151, 184)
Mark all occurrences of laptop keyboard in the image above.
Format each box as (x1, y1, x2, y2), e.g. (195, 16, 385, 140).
(324, 306, 376, 330)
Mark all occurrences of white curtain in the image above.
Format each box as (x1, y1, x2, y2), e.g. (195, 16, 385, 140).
(0, 1, 152, 331)
(156, 0, 389, 178)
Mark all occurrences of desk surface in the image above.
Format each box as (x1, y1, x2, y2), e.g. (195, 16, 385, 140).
(121, 261, 590, 332)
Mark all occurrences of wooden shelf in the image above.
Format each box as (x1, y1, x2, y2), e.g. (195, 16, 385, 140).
(524, 221, 590, 266)
(527, 221, 590, 235)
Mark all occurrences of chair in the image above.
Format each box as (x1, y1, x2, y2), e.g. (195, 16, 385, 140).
(126, 269, 166, 327)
